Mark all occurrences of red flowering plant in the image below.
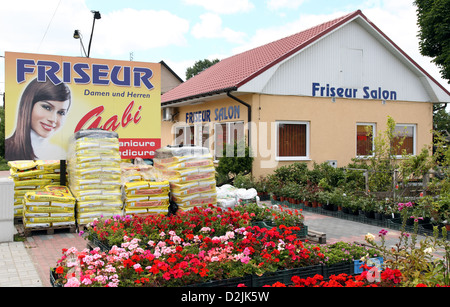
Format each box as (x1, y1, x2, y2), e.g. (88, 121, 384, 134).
(261, 267, 406, 287)
(54, 206, 325, 287)
(85, 205, 252, 249)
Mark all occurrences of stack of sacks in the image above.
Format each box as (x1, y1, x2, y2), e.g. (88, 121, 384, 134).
(123, 180, 170, 216)
(153, 146, 217, 211)
(22, 185, 75, 229)
(120, 159, 153, 182)
(67, 129, 123, 226)
(8, 160, 64, 219)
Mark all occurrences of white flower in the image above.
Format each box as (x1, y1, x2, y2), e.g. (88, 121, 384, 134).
(424, 247, 435, 254)
(365, 233, 376, 242)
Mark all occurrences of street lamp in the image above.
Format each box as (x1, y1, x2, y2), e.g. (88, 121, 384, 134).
(73, 30, 87, 57)
(73, 10, 101, 58)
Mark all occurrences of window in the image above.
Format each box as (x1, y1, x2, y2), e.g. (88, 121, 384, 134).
(175, 124, 211, 148)
(276, 121, 309, 160)
(356, 123, 375, 156)
(201, 124, 210, 149)
(392, 124, 416, 156)
(174, 126, 195, 146)
(214, 121, 244, 160)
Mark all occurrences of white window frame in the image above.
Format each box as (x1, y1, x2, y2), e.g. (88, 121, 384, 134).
(356, 123, 376, 158)
(393, 124, 417, 157)
(275, 121, 310, 161)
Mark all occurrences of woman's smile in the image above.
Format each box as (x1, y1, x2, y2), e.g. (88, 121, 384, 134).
(40, 121, 56, 132)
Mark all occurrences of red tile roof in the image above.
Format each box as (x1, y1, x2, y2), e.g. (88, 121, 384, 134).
(161, 9, 449, 105)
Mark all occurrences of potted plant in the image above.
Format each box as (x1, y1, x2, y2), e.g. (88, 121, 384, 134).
(254, 176, 270, 201)
(361, 195, 376, 219)
(346, 195, 360, 215)
(329, 189, 345, 211)
(317, 190, 332, 210)
(373, 200, 386, 220)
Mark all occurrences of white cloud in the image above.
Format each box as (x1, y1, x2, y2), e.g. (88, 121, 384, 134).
(232, 11, 346, 54)
(191, 13, 246, 44)
(94, 8, 190, 57)
(183, 0, 255, 14)
(0, 0, 190, 59)
(266, 0, 307, 10)
(0, 0, 91, 55)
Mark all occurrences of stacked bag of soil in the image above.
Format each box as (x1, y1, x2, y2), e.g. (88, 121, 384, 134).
(67, 129, 123, 226)
(8, 160, 65, 219)
(153, 146, 217, 212)
(23, 185, 75, 229)
(123, 180, 170, 216)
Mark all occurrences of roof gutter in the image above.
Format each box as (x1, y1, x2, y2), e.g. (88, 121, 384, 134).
(227, 91, 251, 149)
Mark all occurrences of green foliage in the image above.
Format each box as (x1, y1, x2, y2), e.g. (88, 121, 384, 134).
(414, 0, 450, 82)
(185, 59, 220, 80)
(434, 108, 450, 133)
(216, 141, 253, 185)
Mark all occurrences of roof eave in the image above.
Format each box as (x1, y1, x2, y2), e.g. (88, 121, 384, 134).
(161, 86, 238, 107)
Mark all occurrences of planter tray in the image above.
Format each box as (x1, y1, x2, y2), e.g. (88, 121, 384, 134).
(251, 265, 323, 287)
(50, 269, 63, 287)
(322, 262, 354, 279)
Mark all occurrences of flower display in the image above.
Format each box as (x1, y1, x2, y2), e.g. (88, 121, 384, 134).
(52, 204, 382, 287)
(52, 203, 446, 287)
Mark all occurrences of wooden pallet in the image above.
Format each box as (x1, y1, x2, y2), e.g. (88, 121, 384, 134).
(307, 229, 327, 244)
(21, 224, 76, 237)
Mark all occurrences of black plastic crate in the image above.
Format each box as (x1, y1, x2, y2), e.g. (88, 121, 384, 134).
(251, 265, 322, 287)
(322, 262, 354, 279)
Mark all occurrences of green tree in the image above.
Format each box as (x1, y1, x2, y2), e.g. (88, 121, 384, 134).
(185, 59, 220, 80)
(434, 108, 450, 134)
(414, 0, 450, 83)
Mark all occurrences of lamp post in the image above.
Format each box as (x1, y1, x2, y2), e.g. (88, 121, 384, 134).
(73, 10, 101, 58)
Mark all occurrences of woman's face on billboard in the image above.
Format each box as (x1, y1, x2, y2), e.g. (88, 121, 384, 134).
(31, 100, 70, 138)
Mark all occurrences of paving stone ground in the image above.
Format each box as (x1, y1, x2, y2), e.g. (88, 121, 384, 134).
(0, 196, 446, 287)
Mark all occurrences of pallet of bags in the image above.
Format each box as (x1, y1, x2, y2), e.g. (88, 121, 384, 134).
(123, 180, 170, 216)
(153, 146, 217, 212)
(120, 158, 153, 183)
(67, 129, 123, 226)
(22, 185, 76, 235)
(8, 160, 65, 220)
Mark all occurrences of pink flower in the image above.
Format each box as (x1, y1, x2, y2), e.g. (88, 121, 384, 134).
(379, 229, 388, 237)
(64, 277, 81, 287)
(240, 255, 251, 264)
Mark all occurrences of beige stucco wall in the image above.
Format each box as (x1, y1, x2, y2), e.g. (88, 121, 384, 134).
(160, 93, 434, 179)
(252, 94, 433, 178)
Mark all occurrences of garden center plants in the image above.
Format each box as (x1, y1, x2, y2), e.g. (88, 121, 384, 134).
(364, 201, 450, 287)
(52, 204, 384, 287)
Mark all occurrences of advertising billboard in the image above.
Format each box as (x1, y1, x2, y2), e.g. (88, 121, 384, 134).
(4, 52, 161, 161)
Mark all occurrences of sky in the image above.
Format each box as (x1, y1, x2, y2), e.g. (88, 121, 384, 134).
(1, 0, 449, 97)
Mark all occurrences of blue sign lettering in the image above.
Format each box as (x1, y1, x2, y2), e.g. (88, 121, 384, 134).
(214, 106, 240, 121)
(186, 110, 211, 124)
(16, 58, 155, 90)
(312, 82, 397, 100)
(184, 105, 241, 124)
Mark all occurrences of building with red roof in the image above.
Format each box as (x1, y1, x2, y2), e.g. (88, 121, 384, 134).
(160, 10, 450, 178)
